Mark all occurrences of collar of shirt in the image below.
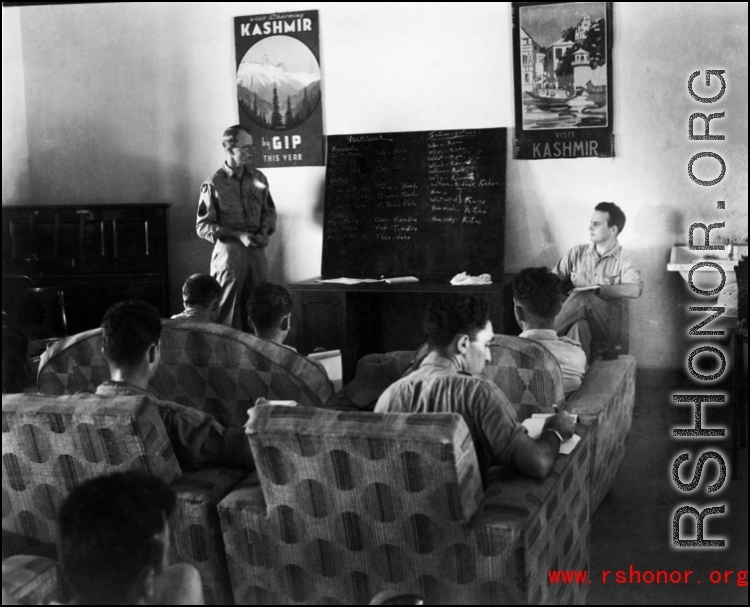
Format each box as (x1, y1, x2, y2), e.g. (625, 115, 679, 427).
(586, 241, 622, 261)
(222, 162, 245, 180)
(519, 329, 559, 341)
(418, 351, 473, 376)
(96, 380, 155, 398)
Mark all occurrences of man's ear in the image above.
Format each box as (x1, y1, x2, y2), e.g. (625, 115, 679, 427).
(280, 314, 290, 332)
(513, 299, 526, 323)
(551, 299, 563, 317)
(455, 333, 470, 355)
(147, 340, 160, 365)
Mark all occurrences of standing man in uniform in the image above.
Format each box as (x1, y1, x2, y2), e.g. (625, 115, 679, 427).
(197, 125, 277, 330)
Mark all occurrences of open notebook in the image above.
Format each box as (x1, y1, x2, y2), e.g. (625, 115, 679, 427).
(308, 349, 343, 392)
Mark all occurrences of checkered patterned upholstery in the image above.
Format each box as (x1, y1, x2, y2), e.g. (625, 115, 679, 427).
(566, 356, 636, 511)
(483, 335, 566, 418)
(2, 555, 58, 605)
(218, 405, 591, 605)
(37, 320, 334, 427)
(1, 392, 244, 605)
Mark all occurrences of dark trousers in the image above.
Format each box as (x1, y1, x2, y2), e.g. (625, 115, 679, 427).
(554, 290, 621, 360)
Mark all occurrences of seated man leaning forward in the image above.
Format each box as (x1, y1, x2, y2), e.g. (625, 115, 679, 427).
(96, 300, 254, 471)
(247, 282, 331, 382)
(552, 201, 643, 359)
(170, 273, 221, 323)
(56, 471, 203, 605)
(375, 294, 575, 484)
(513, 267, 587, 395)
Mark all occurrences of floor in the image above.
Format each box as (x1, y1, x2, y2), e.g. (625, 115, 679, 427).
(588, 375, 748, 605)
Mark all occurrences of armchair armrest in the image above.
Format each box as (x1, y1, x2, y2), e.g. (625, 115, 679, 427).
(169, 467, 248, 605)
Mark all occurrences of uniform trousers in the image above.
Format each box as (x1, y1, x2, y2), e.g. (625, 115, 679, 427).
(210, 239, 267, 330)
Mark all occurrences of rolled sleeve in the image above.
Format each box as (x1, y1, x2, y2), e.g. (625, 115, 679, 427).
(552, 249, 573, 281)
(196, 183, 219, 243)
(158, 399, 253, 471)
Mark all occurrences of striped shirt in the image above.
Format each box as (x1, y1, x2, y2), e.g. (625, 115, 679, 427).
(375, 352, 525, 483)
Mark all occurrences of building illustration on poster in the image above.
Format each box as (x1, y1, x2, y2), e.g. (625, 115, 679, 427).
(234, 11, 324, 167)
(513, 1, 614, 158)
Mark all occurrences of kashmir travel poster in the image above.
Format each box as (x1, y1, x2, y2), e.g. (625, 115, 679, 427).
(513, 1, 614, 159)
(234, 10, 324, 167)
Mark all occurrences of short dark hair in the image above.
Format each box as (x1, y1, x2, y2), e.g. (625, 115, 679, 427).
(2, 325, 32, 394)
(222, 124, 252, 150)
(595, 201, 626, 235)
(182, 274, 221, 308)
(101, 300, 161, 368)
(248, 283, 293, 332)
(424, 295, 490, 349)
(58, 472, 176, 604)
(512, 267, 563, 319)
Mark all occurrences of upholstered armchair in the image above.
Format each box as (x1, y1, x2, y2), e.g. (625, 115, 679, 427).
(483, 334, 636, 511)
(37, 319, 334, 427)
(1, 392, 246, 605)
(218, 405, 592, 605)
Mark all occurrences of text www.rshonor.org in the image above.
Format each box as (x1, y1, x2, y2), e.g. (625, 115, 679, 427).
(547, 566, 748, 586)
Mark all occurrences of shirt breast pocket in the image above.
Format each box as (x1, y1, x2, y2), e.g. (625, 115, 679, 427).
(603, 274, 621, 285)
(570, 270, 588, 287)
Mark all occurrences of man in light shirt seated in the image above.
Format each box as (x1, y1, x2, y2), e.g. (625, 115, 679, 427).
(171, 274, 222, 323)
(513, 267, 587, 395)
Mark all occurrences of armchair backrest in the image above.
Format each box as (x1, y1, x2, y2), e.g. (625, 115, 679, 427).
(2, 392, 181, 555)
(247, 405, 484, 524)
(37, 320, 334, 427)
(483, 335, 565, 416)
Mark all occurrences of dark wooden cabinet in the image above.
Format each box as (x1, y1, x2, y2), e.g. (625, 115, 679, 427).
(288, 276, 517, 382)
(2, 204, 170, 337)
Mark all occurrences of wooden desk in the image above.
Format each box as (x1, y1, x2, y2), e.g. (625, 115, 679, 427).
(288, 276, 517, 382)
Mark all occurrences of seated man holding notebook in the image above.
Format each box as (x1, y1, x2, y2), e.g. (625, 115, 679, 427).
(375, 294, 575, 485)
(512, 267, 587, 395)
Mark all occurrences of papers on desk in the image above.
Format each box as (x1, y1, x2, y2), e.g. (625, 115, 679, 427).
(522, 413, 581, 455)
(317, 276, 420, 285)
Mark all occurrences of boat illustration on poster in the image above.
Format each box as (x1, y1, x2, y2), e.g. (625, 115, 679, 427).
(520, 2, 609, 129)
(513, 1, 614, 158)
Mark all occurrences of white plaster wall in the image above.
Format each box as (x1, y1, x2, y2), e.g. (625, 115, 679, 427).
(3, 2, 748, 370)
(2, 7, 31, 205)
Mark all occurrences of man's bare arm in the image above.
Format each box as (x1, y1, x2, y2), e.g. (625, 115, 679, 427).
(598, 283, 642, 299)
(510, 412, 576, 480)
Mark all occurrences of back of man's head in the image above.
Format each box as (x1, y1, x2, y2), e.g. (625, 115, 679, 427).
(57, 471, 176, 604)
(248, 283, 293, 337)
(182, 274, 221, 309)
(424, 295, 490, 349)
(101, 300, 161, 369)
(512, 267, 563, 321)
(594, 201, 626, 236)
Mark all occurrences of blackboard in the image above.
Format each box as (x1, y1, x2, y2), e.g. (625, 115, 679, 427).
(322, 128, 506, 279)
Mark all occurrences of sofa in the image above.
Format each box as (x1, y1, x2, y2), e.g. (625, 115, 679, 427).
(1, 392, 246, 605)
(217, 405, 593, 605)
(36, 319, 335, 427)
(483, 335, 636, 511)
